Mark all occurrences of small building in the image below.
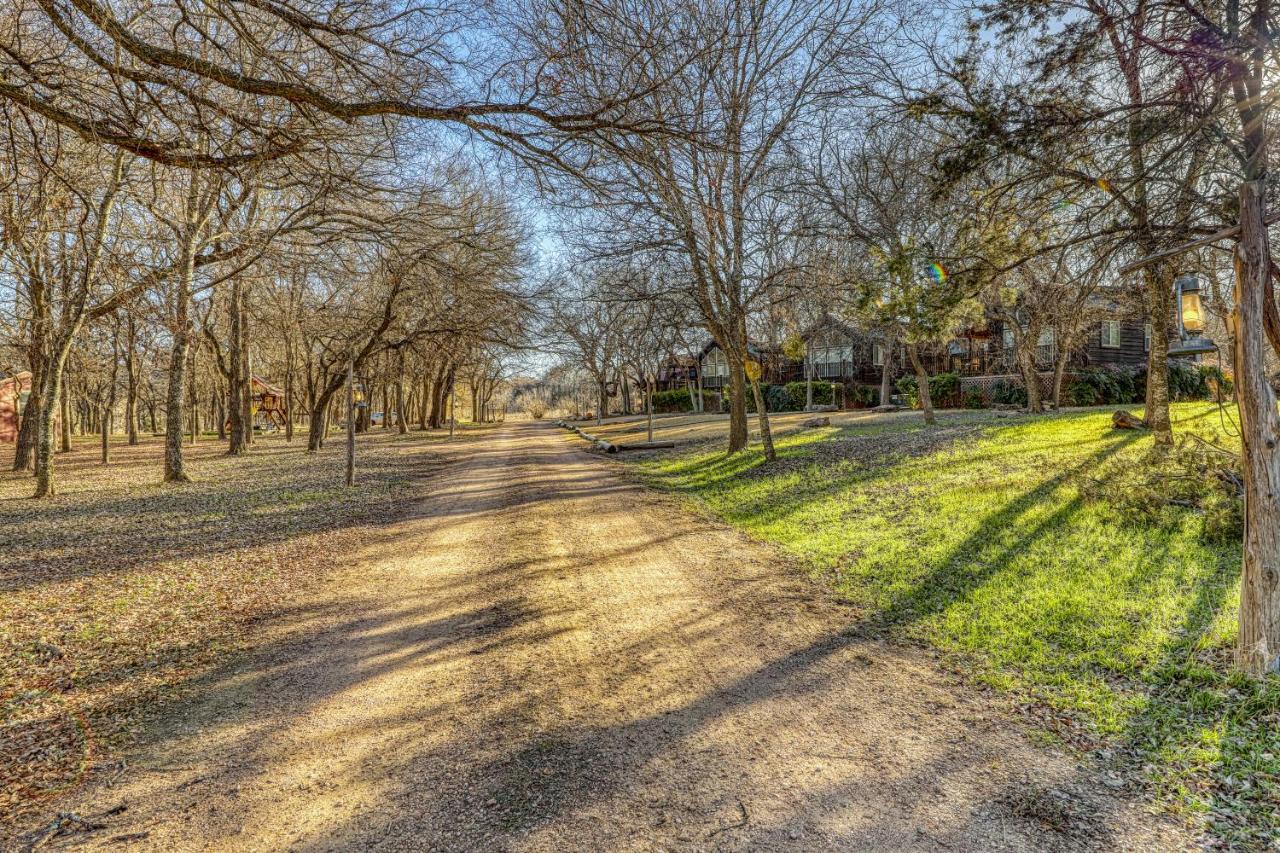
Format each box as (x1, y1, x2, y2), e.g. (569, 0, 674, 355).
(0, 372, 32, 443)
(250, 376, 288, 429)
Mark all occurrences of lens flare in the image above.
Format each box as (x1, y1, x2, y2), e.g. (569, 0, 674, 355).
(928, 262, 949, 283)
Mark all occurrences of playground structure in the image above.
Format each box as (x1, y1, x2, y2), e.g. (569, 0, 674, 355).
(227, 376, 288, 431)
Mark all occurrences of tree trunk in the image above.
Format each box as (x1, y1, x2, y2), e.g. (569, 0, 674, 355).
(1017, 344, 1043, 413)
(227, 279, 248, 454)
(214, 388, 227, 440)
(396, 353, 408, 435)
(125, 319, 139, 445)
(646, 377, 654, 443)
(242, 306, 253, 447)
(1051, 346, 1071, 410)
(726, 348, 748, 454)
(749, 377, 777, 462)
(284, 350, 295, 443)
(908, 343, 935, 425)
(308, 378, 342, 451)
(101, 338, 118, 464)
(805, 358, 814, 409)
(188, 348, 200, 446)
(13, 382, 39, 472)
(1233, 179, 1280, 676)
(345, 359, 355, 486)
(32, 349, 70, 497)
(164, 250, 194, 483)
(1142, 262, 1174, 445)
(879, 329, 896, 407)
(58, 380, 71, 453)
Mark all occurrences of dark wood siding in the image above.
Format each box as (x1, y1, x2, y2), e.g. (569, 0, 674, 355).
(1079, 320, 1149, 368)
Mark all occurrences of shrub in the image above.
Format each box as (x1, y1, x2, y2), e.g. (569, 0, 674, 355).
(847, 384, 879, 408)
(962, 388, 986, 409)
(896, 372, 962, 408)
(766, 384, 791, 413)
(1168, 360, 1209, 401)
(1065, 366, 1140, 406)
(990, 380, 1027, 407)
(783, 380, 835, 409)
(651, 388, 718, 413)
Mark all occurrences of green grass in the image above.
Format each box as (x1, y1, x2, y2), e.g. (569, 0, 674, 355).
(638, 403, 1280, 845)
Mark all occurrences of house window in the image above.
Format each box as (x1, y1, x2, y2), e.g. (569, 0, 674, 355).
(1101, 320, 1121, 349)
(809, 332, 852, 377)
(1002, 328, 1014, 350)
(1144, 323, 1151, 352)
(705, 348, 728, 377)
(872, 343, 884, 367)
(1036, 328, 1056, 363)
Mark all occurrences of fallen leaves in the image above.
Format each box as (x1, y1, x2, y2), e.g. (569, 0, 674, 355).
(0, 430, 446, 832)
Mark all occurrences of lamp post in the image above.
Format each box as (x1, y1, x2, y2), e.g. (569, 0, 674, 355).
(1168, 274, 1216, 358)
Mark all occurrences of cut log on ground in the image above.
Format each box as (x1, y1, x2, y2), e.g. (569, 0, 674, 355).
(593, 439, 618, 454)
(801, 417, 830, 428)
(1112, 410, 1149, 430)
(619, 442, 676, 450)
(871, 404, 900, 412)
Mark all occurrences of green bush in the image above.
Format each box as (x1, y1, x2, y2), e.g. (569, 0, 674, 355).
(766, 384, 791, 412)
(1168, 360, 1209, 401)
(847, 384, 879, 408)
(1066, 366, 1139, 406)
(741, 383, 797, 413)
(782, 381, 835, 409)
(895, 372, 962, 408)
(962, 388, 986, 409)
(651, 388, 718, 413)
(990, 380, 1028, 407)
(1066, 363, 1226, 407)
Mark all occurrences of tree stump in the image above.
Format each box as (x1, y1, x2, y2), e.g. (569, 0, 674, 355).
(1111, 410, 1148, 430)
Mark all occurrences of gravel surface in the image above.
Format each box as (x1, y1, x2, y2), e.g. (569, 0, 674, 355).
(18, 422, 1198, 851)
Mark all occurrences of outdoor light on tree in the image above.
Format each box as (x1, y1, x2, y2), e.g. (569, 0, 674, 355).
(1179, 276, 1204, 335)
(1168, 275, 1215, 358)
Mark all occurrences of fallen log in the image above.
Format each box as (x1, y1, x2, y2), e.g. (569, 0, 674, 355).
(594, 439, 618, 454)
(619, 441, 676, 450)
(1111, 410, 1149, 430)
(801, 416, 830, 428)
(871, 404, 900, 412)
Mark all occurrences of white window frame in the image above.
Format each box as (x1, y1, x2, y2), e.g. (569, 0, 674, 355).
(872, 343, 884, 367)
(1101, 320, 1121, 349)
(1144, 323, 1152, 352)
(1002, 328, 1015, 350)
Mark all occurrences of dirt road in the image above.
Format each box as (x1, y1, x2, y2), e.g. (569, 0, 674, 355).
(30, 423, 1194, 851)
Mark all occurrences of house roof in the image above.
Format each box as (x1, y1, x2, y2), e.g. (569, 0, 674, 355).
(0, 371, 31, 392)
(250, 375, 285, 397)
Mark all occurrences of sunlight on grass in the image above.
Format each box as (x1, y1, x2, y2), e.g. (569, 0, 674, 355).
(638, 404, 1280, 844)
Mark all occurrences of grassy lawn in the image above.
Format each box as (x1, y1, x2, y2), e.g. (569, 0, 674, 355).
(635, 403, 1280, 845)
(0, 426, 480, 831)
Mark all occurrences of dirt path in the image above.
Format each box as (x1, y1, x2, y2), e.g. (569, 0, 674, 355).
(27, 423, 1195, 851)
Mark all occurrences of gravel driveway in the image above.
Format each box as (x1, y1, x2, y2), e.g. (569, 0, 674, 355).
(26, 423, 1196, 851)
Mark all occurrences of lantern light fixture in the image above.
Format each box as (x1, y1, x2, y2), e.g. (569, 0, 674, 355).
(1168, 275, 1216, 358)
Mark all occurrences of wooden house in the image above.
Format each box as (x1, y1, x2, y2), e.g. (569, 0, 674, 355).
(0, 372, 32, 443)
